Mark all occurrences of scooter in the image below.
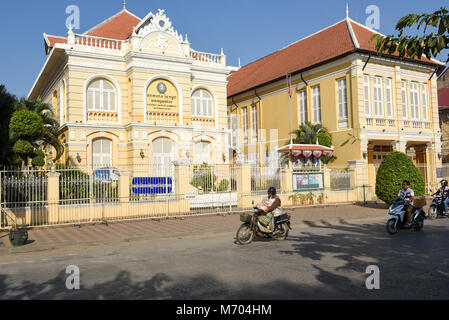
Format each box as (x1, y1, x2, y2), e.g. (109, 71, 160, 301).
(428, 193, 449, 220)
(236, 208, 292, 245)
(386, 199, 426, 235)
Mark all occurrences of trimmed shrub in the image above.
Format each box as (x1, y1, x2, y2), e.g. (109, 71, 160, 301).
(375, 151, 425, 204)
(217, 179, 230, 192)
(10, 110, 44, 140)
(13, 140, 34, 159)
(31, 156, 45, 167)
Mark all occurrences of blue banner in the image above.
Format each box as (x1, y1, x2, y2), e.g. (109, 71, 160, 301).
(132, 177, 173, 195)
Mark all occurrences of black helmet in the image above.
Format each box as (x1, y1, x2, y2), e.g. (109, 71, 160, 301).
(268, 187, 277, 195)
(441, 180, 448, 186)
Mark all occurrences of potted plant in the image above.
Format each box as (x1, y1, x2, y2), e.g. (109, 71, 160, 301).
(317, 193, 325, 204)
(6, 214, 29, 247)
(9, 228, 29, 247)
(288, 194, 300, 206)
(299, 194, 308, 205)
(307, 192, 315, 205)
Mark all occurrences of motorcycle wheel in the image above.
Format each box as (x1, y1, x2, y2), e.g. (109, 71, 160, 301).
(428, 207, 437, 220)
(414, 218, 424, 232)
(236, 224, 255, 245)
(386, 220, 398, 235)
(274, 223, 289, 241)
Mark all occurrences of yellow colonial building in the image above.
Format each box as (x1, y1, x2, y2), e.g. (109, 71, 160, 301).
(227, 16, 446, 191)
(29, 6, 233, 170)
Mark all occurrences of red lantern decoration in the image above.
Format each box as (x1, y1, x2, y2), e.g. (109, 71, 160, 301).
(323, 150, 334, 157)
(303, 150, 313, 158)
(313, 150, 323, 158)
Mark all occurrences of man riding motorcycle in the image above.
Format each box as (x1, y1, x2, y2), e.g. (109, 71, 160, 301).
(254, 187, 282, 231)
(394, 180, 415, 226)
(264, 187, 281, 215)
(434, 179, 449, 216)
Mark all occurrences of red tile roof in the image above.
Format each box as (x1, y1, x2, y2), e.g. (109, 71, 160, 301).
(439, 88, 449, 109)
(84, 10, 141, 40)
(228, 18, 444, 97)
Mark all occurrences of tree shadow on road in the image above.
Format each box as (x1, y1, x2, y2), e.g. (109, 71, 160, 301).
(1, 221, 448, 300)
(279, 220, 449, 299)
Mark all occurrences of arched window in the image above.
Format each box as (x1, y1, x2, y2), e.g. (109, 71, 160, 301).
(152, 138, 174, 176)
(195, 141, 211, 164)
(92, 139, 112, 168)
(87, 79, 116, 112)
(191, 89, 213, 118)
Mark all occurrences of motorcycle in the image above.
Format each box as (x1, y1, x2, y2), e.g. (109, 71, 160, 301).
(428, 193, 449, 220)
(386, 199, 426, 235)
(236, 208, 292, 245)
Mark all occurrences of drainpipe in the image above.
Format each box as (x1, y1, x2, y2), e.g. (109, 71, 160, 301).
(300, 73, 308, 86)
(363, 53, 372, 71)
(255, 88, 262, 166)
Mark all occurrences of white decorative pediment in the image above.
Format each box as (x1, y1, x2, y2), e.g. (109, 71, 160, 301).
(134, 9, 184, 43)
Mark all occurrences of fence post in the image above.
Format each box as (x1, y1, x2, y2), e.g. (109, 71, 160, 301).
(47, 169, 60, 226)
(236, 162, 251, 209)
(281, 167, 293, 200)
(119, 171, 131, 218)
(173, 160, 190, 216)
(348, 160, 370, 203)
(323, 167, 331, 204)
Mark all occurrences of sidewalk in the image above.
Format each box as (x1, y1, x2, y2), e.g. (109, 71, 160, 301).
(0, 203, 387, 255)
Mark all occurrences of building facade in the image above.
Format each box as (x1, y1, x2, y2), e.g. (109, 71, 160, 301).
(227, 16, 445, 191)
(29, 7, 232, 170)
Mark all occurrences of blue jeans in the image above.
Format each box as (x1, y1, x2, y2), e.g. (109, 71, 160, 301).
(443, 198, 449, 213)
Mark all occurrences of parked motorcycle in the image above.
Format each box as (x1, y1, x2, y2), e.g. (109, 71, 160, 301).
(386, 198, 426, 235)
(428, 193, 449, 220)
(236, 208, 292, 245)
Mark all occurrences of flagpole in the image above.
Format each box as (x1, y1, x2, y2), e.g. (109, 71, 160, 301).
(287, 74, 293, 147)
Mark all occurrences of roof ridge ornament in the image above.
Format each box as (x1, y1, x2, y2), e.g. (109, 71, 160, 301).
(135, 9, 183, 42)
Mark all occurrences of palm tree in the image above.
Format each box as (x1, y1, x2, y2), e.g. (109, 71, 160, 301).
(15, 97, 64, 162)
(280, 121, 335, 165)
(291, 121, 328, 144)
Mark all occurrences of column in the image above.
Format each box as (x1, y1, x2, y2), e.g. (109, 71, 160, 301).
(47, 169, 60, 225)
(323, 166, 331, 204)
(391, 140, 407, 153)
(414, 144, 428, 191)
(348, 160, 371, 202)
(236, 161, 252, 209)
(281, 167, 293, 195)
(119, 171, 131, 217)
(173, 160, 191, 214)
(426, 142, 439, 192)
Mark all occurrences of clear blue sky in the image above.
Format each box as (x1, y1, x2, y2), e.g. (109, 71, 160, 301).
(0, 0, 447, 97)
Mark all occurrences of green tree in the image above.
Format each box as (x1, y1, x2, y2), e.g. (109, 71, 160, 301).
(0, 85, 16, 166)
(371, 7, 449, 63)
(15, 97, 64, 162)
(10, 110, 44, 141)
(282, 121, 336, 164)
(375, 151, 425, 204)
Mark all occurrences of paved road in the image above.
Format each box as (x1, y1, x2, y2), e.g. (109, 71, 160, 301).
(0, 217, 449, 300)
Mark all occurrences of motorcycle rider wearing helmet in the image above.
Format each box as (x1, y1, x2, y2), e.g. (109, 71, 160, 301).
(394, 180, 415, 226)
(435, 180, 449, 215)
